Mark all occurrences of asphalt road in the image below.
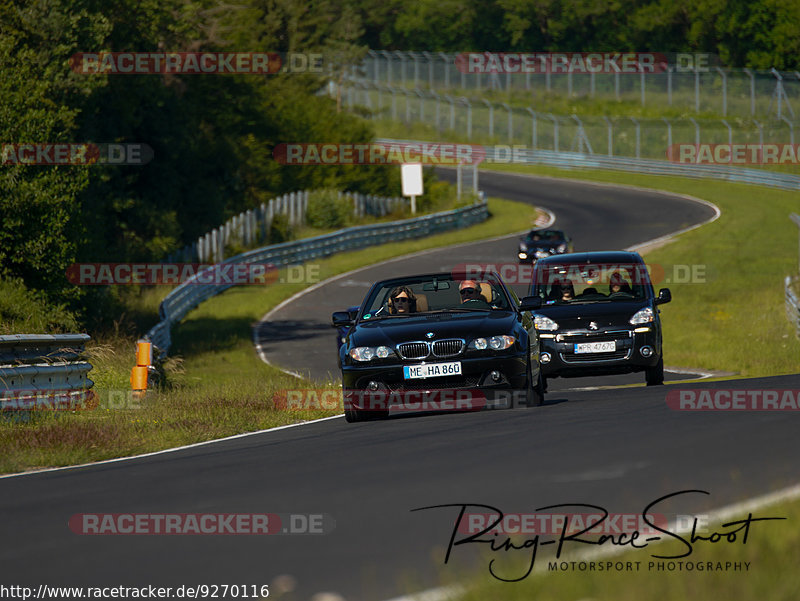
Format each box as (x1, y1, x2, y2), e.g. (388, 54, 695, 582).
(2, 171, 795, 601)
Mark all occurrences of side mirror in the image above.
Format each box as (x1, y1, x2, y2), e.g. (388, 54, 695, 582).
(519, 296, 542, 311)
(655, 288, 672, 305)
(331, 311, 355, 327)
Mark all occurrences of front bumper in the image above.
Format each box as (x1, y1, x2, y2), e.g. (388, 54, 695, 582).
(341, 352, 530, 409)
(539, 326, 660, 378)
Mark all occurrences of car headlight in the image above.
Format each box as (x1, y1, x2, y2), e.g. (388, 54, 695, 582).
(535, 249, 550, 259)
(519, 243, 528, 251)
(469, 335, 515, 350)
(629, 307, 654, 325)
(557, 243, 567, 253)
(534, 315, 559, 331)
(349, 346, 393, 361)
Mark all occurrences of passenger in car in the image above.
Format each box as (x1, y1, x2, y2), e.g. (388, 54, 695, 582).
(388, 286, 417, 314)
(548, 280, 574, 302)
(608, 272, 633, 295)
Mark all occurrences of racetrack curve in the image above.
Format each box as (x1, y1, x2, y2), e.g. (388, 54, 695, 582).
(1, 171, 798, 601)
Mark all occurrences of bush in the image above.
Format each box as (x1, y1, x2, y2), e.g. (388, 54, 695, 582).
(305, 190, 352, 229)
(268, 213, 293, 244)
(0, 278, 79, 334)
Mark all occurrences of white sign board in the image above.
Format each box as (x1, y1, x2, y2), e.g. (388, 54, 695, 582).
(401, 163, 423, 197)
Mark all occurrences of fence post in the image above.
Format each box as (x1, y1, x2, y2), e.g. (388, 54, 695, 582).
(547, 113, 559, 152)
(662, 117, 672, 152)
(526, 108, 537, 149)
(482, 98, 494, 137)
(602, 116, 613, 156)
(688, 117, 700, 146)
(721, 119, 732, 147)
(630, 117, 641, 158)
(716, 67, 728, 116)
(501, 102, 513, 142)
(743, 68, 755, 116)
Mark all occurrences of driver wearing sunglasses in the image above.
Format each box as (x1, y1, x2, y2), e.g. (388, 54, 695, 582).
(459, 280, 490, 307)
(388, 286, 417, 314)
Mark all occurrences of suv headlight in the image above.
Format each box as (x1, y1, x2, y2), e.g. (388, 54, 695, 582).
(629, 307, 654, 325)
(557, 243, 567, 253)
(349, 346, 393, 361)
(469, 335, 515, 350)
(534, 315, 559, 331)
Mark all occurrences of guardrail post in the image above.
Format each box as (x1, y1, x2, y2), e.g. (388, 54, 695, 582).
(481, 98, 493, 137)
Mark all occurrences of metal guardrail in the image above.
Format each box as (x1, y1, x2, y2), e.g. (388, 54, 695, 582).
(145, 201, 489, 355)
(378, 138, 800, 192)
(0, 334, 94, 410)
(785, 276, 800, 338)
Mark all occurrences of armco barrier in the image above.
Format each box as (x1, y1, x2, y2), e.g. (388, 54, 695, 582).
(145, 200, 488, 356)
(0, 334, 94, 410)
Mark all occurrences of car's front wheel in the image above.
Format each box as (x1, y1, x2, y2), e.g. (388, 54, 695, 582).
(645, 356, 664, 386)
(521, 358, 544, 407)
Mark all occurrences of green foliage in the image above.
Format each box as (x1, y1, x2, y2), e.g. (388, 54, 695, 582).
(305, 190, 352, 229)
(268, 213, 293, 244)
(0, 278, 79, 334)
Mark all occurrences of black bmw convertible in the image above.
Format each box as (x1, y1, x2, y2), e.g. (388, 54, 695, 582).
(331, 271, 544, 422)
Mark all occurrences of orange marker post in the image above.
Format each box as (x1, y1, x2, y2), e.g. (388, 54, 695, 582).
(131, 340, 152, 393)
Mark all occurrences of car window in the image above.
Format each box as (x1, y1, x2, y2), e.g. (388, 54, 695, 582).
(533, 262, 652, 304)
(360, 275, 512, 319)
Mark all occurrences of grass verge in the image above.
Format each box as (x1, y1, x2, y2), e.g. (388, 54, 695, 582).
(0, 197, 542, 474)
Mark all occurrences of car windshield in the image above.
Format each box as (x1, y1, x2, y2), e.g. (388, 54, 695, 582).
(525, 230, 563, 243)
(533, 262, 651, 304)
(359, 274, 512, 319)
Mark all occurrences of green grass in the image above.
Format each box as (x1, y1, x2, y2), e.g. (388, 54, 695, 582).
(0, 197, 542, 474)
(445, 495, 800, 601)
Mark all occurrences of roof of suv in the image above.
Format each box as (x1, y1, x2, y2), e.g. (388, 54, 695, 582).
(536, 251, 644, 264)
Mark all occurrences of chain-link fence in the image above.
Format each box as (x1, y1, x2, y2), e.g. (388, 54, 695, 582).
(361, 51, 799, 120)
(342, 80, 797, 163)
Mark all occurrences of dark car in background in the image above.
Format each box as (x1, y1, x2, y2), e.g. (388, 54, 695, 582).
(518, 228, 573, 264)
(521, 251, 670, 386)
(332, 271, 544, 422)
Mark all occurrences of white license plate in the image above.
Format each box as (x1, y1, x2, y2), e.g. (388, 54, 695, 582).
(574, 341, 616, 354)
(403, 362, 462, 379)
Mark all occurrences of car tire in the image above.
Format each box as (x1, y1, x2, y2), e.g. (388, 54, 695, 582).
(522, 358, 544, 407)
(646, 356, 664, 386)
(528, 370, 544, 407)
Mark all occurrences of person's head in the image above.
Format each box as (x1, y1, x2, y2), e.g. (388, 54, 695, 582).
(555, 279, 574, 301)
(459, 280, 482, 303)
(608, 272, 629, 294)
(388, 286, 416, 314)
